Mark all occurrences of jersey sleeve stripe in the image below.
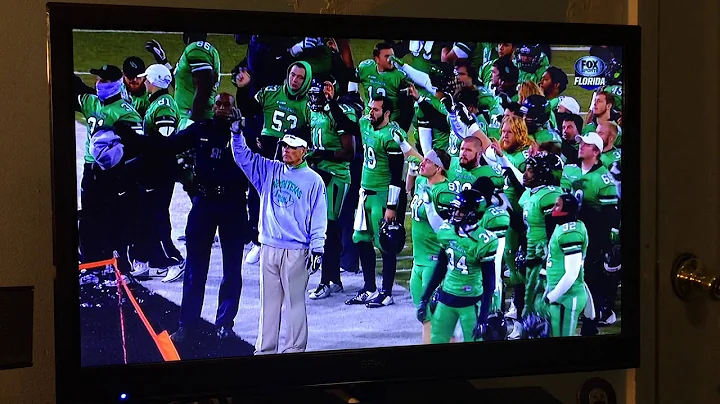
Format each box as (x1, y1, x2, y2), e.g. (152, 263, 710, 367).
(191, 65, 213, 73)
(598, 196, 619, 204)
(387, 151, 403, 155)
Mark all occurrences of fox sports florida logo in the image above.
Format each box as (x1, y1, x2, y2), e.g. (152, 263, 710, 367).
(574, 55, 607, 90)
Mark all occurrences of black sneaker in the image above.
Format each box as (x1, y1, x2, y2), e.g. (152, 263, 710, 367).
(309, 284, 331, 300)
(170, 326, 195, 343)
(216, 325, 236, 340)
(366, 291, 394, 308)
(344, 290, 375, 305)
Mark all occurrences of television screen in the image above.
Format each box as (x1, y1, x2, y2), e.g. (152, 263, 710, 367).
(72, 31, 625, 367)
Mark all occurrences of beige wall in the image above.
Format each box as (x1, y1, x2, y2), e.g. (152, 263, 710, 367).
(0, 1, 633, 403)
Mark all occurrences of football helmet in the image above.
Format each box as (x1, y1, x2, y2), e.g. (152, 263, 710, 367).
(520, 94, 551, 133)
(480, 311, 509, 341)
(307, 79, 327, 112)
(605, 57, 623, 86)
(378, 219, 406, 255)
(449, 189, 485, 229)
(430, 62, 463, 95)
(525, 152, 563, 188)
(521, 313, 552, 339)
(515, 44, 542, 72)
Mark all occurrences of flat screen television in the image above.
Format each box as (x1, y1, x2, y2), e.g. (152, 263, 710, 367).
(48, 3, 641, 403)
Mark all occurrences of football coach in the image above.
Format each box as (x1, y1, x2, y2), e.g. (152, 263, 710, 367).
(231, 116, 327, 355)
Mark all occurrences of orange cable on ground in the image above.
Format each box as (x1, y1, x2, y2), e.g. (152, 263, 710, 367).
(79, 257, 181, 361)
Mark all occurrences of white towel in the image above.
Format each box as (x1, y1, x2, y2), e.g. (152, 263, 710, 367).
(353, 189, 368, 231)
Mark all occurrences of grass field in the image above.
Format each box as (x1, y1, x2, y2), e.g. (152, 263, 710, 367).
(73, 32, 618, 335)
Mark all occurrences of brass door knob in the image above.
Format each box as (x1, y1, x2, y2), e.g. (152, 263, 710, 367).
(671, 253, 720, 301)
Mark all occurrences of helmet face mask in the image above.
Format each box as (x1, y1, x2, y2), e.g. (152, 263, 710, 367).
(521, 94, 550, 131)
(524, 152, 563, 188)
(515, 44, 541, 72)
(308, 79, 326, 112)
(449, 190, 484, 231)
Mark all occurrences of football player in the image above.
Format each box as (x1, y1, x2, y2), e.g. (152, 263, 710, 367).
(597, 122, 622, 168)
(520, 95, 562, 146)
(454, 60, 500, 124)
(146, 33, 220, 130)
(305, 78, 357, 299)
(544, 194, 594, 337)
(517, 152, 563, 318)
(132, 64, 185, 282)
(404, 82, 451, 155)
(560, 132, 619, 336)
(407, 149, 454, 343)
(514, 44, 550, 84)
(479, 43, 515, 90)
(473, 177, 511, 314)
(492, 56, 520, 100)
(416, 189, 499, 343)
(73, 65, 143, 276)
(584, 90, 622, 147)
(122, 56, 150, 116)
(485, 116, 535, 318)
(348, 42, 412, 130)
(447, 137, 504, 195)
(560, 114, 584, 166)
(347, 96, 419, 308)
(539, 67, 569, 131)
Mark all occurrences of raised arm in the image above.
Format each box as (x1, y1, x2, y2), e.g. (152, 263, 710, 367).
(230, 121, 277, 192)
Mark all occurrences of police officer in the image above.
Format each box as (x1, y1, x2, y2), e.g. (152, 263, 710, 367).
(116, 92, 249, 342)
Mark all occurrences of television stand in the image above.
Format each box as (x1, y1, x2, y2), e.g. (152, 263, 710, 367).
(235, 379, 563, 403)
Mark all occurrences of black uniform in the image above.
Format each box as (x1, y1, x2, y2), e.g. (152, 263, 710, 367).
(117, 117, 249, 331)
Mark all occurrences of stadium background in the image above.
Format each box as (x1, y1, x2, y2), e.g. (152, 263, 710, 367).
(74, 32, 619, 365)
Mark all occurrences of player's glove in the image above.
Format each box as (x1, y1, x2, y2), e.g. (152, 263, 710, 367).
(473, 321, 488, 341)
(308, 252, 322, 275)
(440, 94, 454, 112)
(453, 102, 476, 126)
(610, 228, 620, 244)
(416, 298, 429, 323)
(145, 39, 168, 64)
(290, 37, 322, 57)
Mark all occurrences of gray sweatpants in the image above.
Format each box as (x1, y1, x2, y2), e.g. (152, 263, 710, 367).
(255, 245, 310, 355)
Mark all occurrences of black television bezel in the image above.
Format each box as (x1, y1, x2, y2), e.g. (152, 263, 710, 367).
(48, 3, 641, 403)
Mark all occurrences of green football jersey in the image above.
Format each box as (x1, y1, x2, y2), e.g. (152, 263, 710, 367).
(600, 147, 622, 169)
(520, 185, 563, 252)
(516, 53, 550, 84)
(355, 59, 408, 121)
(479, 206, 511, 238)
(437, 222, 499, 297)
(503, 146, 531, 211)
(310, 103, 358, 183)
(173, 41, 221, 121)
(561, 164, 619, 213)
(446, 157, 504, 193)
(532, 128, 562, 145)
(359, 117, 407, 192)
(403, 40, 446, 74)
(78, 94, 142, 163)
(144, 91, 180, 138)
(410, 176, 456, 267)
(255, 84, 311, 139)
(296, 46, 333, 77)
(132, 91, 150, 117)
(546, 220, 589, 304)
(481, 43, 498, 65)
(583, 121, 622, 147)
(477, 86, 498, 114)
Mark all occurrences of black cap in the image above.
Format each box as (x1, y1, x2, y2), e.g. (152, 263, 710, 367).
(89, 64, 123, 81)
(122, 56, 146, 78)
